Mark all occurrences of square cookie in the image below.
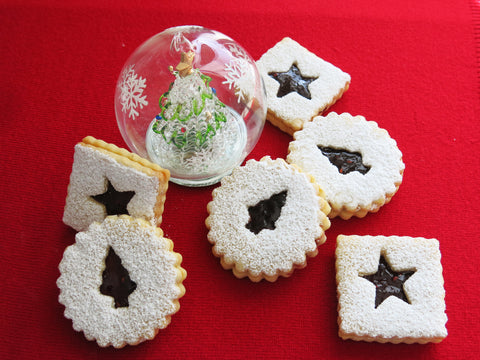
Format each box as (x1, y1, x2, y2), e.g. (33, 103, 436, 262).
(63, 136, 170, 231)
(336, 235, 447, 344)
(256, 37, 350, 135)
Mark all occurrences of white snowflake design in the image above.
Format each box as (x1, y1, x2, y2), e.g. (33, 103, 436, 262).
(171, 31, 195, 53)
(222, 43, 255, 104)
(119, 65, 148, 120)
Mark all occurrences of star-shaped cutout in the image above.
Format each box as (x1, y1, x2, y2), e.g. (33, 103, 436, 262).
(362, 255, 415, 308)
(91, 179, 135, 216)
(268, 64, 318, 100)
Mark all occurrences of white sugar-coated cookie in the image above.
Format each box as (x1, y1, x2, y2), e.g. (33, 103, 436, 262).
(206, 156, 331, 282)
(57, 215, 186, 348)
(336, 235, 447, 344)
(63, 136, 170, 231)
(287, 112, 404, 219)
(256, 37, 350, 135)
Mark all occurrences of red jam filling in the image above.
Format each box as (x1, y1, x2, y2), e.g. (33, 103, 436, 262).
(91, 179, 135, 216)
(100, 247, 137, 308)
(318, 146, 370, 175)
(246, 190, 288, 234)
(269, 64, 317, 100)
(362, 255, 415, 308)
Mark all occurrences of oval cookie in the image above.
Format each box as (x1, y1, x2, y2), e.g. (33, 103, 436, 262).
(57, 215, 186, 348)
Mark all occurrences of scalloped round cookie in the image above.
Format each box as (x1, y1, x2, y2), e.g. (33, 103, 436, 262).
(205, 156, 331, 282)
(57, 215, 186, 348)
(287, 112, 404, 219)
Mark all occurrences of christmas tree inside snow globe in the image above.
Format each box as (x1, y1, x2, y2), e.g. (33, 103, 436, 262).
(150, 50, 227, 150)
(146, 49, 243, 184)
(115, 26, 267, 186)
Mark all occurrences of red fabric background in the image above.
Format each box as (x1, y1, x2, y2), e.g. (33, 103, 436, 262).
(1, 0, 479, 359)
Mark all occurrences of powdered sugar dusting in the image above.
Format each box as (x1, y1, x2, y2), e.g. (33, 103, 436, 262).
(57, 216, 186, 348)
(336, 235, 447, 343)
(207, 157, 330, 280)
(287, 112, 404, 218)
(63, 142, 164, 231)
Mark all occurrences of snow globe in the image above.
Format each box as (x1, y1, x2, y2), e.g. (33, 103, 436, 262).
(114, 26, 267, 187)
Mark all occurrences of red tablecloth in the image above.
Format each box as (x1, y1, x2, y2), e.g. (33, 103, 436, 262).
(1, 1, 479, 359)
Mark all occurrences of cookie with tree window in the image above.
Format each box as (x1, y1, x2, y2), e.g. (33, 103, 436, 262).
(57, 215, 186, 348)
(287, 112, 404, 219)
(205, 156, 331, 282)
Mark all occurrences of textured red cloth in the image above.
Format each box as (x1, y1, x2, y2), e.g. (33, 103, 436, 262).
(1, 0, 479, 359)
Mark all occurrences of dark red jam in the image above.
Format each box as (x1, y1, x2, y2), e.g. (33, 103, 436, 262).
(246, 190, 288, 234)
(100, 247, 137, 308)
(268, 64, 317, 100)
(318, 146, 370, 175)
(362, 255, 415, 308)
(91, 179, 135, 216)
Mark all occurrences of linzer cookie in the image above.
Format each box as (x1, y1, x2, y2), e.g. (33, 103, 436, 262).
(335, 235, 447, 344)
(256, 37, 350, 135)
(57, 215, 187, 348)
(205, 156, 331, 282)
(63, 136, 170, 231)
(287, 112, 404, 219)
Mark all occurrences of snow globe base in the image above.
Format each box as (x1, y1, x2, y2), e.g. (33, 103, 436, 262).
(146, 106, 247, 187)
(115, 26, 267, 187)
(169, 170, 237, 188)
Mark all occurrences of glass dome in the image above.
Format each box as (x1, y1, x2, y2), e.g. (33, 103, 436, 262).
(114, 26, 267, 186)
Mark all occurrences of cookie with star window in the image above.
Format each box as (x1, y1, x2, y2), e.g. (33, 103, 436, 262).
(335, 235, 448, 344)
(256, 37, 350, 135)
(287, 112, 404, 219)
(63, 136, 170, 231)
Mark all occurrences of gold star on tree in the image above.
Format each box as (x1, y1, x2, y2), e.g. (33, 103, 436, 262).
(176, 50, 195, 77)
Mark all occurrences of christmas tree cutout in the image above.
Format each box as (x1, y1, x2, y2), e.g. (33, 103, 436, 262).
(100, 247, 137, 308)
(246, 190, 288, 234)
(151, 50, 228, 150)
(318, 146, 370, 175)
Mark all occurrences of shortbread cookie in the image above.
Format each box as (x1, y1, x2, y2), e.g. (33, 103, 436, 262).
(63, 136, 170, 231)
(57, 215, 187, 348)
(336, 235, 447, 344)
(205, 156, 331, 282)
(256, 37, 350, 135)
(287, 112, 404, 219)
